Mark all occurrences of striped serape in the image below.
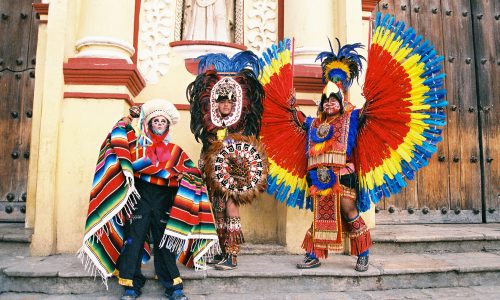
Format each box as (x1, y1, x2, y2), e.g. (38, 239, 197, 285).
(160, 175, 220, 270)
(79, 120, 218, 287)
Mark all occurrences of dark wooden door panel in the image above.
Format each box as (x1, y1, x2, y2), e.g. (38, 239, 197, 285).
(0, 0, 38, 222)
(375, 0, 419, 216)
(0, 0, 35, 72)
(471, 0, 500, 222)
(410, 0, 451, 213)
(374, 0, 487, 223)
(441, 0, 482, 222)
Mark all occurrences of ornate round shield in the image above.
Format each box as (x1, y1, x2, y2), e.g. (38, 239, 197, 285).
(204, 134, 268, 205)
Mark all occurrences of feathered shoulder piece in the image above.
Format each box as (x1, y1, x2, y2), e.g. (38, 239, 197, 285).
(316, 38, 365, 90)
(187, 50, 264, 152)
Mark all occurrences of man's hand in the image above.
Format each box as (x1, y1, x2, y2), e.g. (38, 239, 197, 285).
(129, 105, 141, 118)
(122, 115, 133, 125)
(122, 105, 142, 125)
(124, 171, 135, 187)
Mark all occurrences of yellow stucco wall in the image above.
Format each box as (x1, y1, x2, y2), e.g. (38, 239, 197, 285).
(55, 99, 129, 253)
(28, 0, 372, 255)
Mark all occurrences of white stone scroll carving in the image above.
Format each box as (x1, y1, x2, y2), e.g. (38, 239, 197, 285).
(138, 0, 174, 84)
(246, 0, 277, 52)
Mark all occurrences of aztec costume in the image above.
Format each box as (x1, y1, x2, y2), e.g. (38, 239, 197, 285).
(79, 99, 219, 298)
(187, 51, 268, 269)
(258, 13, 447, 271)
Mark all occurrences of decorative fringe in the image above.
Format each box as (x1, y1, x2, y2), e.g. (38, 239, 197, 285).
(350, 230, 372, 256)
(301, 229, 329, 259)
(347, 216, 372, 256)
(159, 233, 221, 272)
(223, 216, 244, 255)
(225, 228, 245, 247)
(301, 230, 314, 253)
(159, 235, 188, 253)
(79, 183, 141, 288)
(77, 247, 110, 290)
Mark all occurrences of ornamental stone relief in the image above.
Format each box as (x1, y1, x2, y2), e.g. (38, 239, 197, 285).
(246, 0, 277, 52)
(138, 0, 174, 83)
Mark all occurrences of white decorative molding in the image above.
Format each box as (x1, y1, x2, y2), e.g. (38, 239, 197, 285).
(75, 50, 133, 63)
(75, 36, 135, 55)
(138, 0, 174, 84)
(75, 36, 135, 63)
(170, 43, 244, 59)
(246, 0, 277, 52)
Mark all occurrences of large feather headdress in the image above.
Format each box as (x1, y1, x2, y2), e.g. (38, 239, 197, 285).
(316, 38, 365, 91)
(187, 51, 264, 151)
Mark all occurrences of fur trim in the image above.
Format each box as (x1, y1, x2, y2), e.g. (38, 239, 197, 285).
(204, 134, 268, 205)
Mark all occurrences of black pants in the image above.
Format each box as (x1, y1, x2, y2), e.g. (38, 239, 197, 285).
(117, 180, 182, 294)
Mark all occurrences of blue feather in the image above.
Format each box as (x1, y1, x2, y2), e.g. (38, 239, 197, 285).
(347, 109, 360, 157)
(196, 50, 260, 75)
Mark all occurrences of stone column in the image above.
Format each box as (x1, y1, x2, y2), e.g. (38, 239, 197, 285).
(75, 0, 135, 62)
(29, 0, 69, 256)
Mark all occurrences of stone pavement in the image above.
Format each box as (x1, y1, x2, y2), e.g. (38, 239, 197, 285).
(2, 285, 500, 300)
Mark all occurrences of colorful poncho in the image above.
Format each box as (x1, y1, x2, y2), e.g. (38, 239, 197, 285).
(79, 120, 219, 287)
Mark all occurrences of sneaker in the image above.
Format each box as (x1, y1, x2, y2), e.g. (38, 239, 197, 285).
(214, 254, 237, 270)
(166, 289, 188, 300)
(120, 288, 141, 300)
(296, 254, 321, 269)
(355, 255, 369, 272)
(206, 254, 224, 265)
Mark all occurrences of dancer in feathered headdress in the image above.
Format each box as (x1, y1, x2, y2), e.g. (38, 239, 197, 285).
(187, 50, 268, 270)
(259, 13, 447, 272)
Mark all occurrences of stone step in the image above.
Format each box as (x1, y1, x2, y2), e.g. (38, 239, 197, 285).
(2, 285, 500, 300)
(371, 224, 500, 254)
(241, 243, 287, 255)
(0, 223, 32, 255)
(1, 252, 500, 296)
(0, 223, 32, 243)
(3, 223, 500, 255)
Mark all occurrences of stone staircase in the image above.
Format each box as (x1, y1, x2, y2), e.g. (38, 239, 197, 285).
(1, 223, 500, 299)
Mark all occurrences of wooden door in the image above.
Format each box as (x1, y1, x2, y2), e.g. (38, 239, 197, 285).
(372, 0, 498, 223)
(0, 0, 39, 222)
